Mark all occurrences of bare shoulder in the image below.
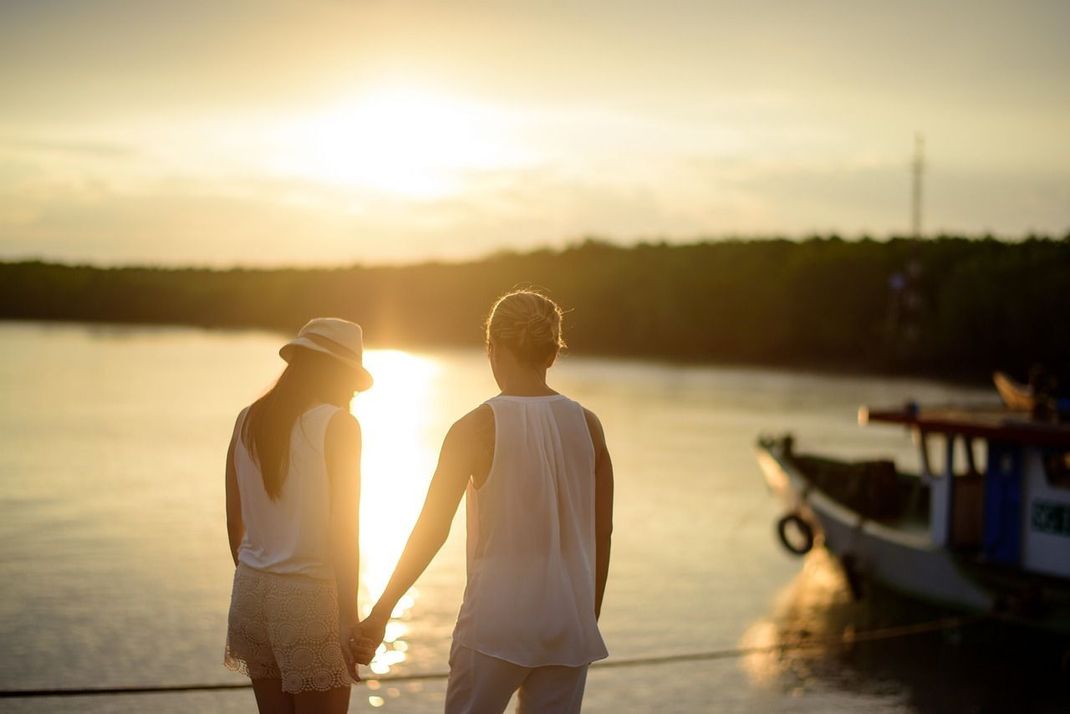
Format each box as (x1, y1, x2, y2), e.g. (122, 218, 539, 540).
(326, 407, 361, 445)
(437, 405, 494, 479)
(442, 405, 492, 457)
(449, 404, 494, 443)
(582, 407, 606, 445)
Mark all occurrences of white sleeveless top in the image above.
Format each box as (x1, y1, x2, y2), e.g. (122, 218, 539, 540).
(232, 403, 341, 580)
(453, 394, 609, 667)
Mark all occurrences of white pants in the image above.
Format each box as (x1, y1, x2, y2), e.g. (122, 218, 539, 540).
(445, 643, 589, 714)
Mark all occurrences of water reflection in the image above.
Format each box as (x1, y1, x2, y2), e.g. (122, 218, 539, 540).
(739, 551, 1070, 711)
(350, 349, 441, 676)
(739, 551, 859, 690)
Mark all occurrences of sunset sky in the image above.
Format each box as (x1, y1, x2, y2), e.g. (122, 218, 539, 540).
(1, 1, 1068, 266)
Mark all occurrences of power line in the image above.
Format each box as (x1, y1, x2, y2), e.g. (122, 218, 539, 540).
(0, 615, 983, 700)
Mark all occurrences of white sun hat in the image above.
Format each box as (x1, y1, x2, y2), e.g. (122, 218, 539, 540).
(279, 317, 374, 391)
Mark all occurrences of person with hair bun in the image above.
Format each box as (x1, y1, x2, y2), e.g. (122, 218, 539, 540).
(358, 289, 613, 713)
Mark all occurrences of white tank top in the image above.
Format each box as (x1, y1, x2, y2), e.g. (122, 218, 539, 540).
(453, 394, 609, 667)
(232, 402, 341, 580)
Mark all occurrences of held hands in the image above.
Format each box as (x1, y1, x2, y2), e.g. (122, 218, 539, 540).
(340, 622, 377, 681)
(349, 611, 389, 666)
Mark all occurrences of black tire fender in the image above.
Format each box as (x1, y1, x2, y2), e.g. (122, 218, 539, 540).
(776, 513, 814, 556)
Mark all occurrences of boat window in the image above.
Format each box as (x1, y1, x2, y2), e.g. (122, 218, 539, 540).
(960, 438, 986, 476)
(1044, 450, 1070, 489)
(915, 431, 945, 477)
(915, 432, 985, 478)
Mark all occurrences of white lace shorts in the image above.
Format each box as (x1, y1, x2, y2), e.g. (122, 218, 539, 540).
(224, 563, 352, 694)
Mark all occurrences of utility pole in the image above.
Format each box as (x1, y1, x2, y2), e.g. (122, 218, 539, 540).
(911, 132, 924, 239)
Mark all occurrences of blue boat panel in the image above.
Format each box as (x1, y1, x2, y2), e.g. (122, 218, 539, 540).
(983, 440, 1023, 565)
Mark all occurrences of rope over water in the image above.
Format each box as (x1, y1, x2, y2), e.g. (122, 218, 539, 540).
(0, 616, 984, 699)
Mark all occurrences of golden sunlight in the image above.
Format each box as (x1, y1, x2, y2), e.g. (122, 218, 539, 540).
(738, 551, 854, 685)
(351, 349, 440, 604)
(269, 89, 522, 198)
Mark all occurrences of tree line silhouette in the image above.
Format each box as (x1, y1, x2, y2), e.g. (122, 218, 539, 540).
(2, 235, 1067, 381)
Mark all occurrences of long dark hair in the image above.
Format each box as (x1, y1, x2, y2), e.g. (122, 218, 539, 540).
(241, 347, 359, 500)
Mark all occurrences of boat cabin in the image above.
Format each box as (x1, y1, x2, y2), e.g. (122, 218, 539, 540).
(859, 405, 1070, 580)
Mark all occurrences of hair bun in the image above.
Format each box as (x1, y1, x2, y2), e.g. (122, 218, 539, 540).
(485, 290, 566, 365)
(524, 312, 554, 340)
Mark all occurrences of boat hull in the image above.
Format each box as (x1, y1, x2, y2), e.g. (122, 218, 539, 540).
(757, 437, 995, 613)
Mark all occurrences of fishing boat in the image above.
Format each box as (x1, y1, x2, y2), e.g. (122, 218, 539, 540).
(756, 403, 1070, 632)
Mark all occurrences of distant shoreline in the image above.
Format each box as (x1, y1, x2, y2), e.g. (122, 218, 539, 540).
(4, 231, 1067, 273)
(3, 236, 1067, 384)
(0, 315, 999, 389)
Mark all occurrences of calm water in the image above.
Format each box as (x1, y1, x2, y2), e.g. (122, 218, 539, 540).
(1, 322, 1066, 713)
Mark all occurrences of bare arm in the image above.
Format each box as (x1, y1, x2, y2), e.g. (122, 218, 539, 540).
(585, 408, 614, 619)
(326, 409, 363, 679)
(359, 408, 485, 647)
(225, 412, 245, 567)
(326, 411, 362, 625)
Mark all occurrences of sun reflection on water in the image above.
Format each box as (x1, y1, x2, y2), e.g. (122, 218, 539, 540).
(349, 349, 441, 675)
(738, 551, 855, 686)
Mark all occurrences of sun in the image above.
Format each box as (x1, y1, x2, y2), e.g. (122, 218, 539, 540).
(268, 88, 516, 198)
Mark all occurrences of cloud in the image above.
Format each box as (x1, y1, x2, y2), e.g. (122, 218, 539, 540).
(1, 130, 1068, 268)
(0, 138, 139, 159)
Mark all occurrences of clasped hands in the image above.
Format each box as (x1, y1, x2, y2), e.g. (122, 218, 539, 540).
(344, 612, 389, 678)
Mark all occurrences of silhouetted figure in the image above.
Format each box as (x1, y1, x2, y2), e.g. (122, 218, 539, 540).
(358, 290, 614, 714)
(224, 318, 377, 714)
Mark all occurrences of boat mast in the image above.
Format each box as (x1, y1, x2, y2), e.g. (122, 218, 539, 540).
(912, 132, 925, 239)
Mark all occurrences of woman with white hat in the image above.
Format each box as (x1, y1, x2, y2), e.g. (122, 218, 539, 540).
(223, 318, 377, 714)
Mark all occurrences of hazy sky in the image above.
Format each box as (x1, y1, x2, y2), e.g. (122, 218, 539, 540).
(1, 1, 1068, 266)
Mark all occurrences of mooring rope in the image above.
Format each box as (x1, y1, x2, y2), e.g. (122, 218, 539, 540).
(0, 615, 983, 699)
